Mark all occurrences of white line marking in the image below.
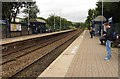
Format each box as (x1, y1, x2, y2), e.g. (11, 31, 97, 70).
(81, 36, 84, 38)
(71, 46, 79, 54)
(71, 31, 85, 54)
(83, 30, 86, 35)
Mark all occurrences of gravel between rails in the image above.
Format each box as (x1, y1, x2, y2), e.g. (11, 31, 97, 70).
(1, 32, 72, 65)
(10, 30, 83, 79)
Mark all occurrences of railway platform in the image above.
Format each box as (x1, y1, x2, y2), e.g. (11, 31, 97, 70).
(38, 30, 118, 78)
(1, 30, 74, 45)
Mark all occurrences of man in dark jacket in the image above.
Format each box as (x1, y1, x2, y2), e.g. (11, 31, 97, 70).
(103, 22, 112, 60)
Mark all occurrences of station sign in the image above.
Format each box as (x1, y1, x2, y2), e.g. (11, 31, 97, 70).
(108, 17, 112, 23)
(10, 23, 21, 31)
(0, 20, 6, 24)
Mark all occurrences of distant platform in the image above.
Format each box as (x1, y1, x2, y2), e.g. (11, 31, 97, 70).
(1, 30, 74, 45)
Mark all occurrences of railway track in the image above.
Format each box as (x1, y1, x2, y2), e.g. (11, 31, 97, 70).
(1, 31, 73, 65)
(2, 31, 72, 57)
(1, 29, 83, 79)
(2, 30, 74, 57)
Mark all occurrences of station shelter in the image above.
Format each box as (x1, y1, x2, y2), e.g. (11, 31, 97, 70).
(93, 15, 107, 36)
(30, 19, 46, 34)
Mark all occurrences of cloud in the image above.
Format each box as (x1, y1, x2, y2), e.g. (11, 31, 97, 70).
(36, 0, 99, 22)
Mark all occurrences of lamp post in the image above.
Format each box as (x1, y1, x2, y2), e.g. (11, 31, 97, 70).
(101, 0, 103, 36)
(63, 20, 65, 30)
(27, 4, 30, 35)
(60, 9, 62, 31)
(54, 14, 56, 32)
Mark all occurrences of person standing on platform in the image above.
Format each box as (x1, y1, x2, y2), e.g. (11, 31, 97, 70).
(89, 27, 94, 38)
(92, 27, 95, 36)
(103, 22, 112, 60)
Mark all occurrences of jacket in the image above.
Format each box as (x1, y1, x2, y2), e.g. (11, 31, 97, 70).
(105, 28, 112, 40)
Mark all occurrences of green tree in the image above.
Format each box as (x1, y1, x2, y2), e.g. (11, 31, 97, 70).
(22, 3, 39, 22)
(85, 9, 95, 29)
(46, 14, 74, 31)
(2, 1, 36, 23)
(73, 22, 80, 28)
(95, 2, 120, 23)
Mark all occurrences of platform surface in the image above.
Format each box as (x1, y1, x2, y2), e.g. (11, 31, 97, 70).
(38, 30, 118, 78)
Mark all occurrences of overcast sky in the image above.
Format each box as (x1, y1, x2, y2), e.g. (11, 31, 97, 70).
(36, 0, 99, 22)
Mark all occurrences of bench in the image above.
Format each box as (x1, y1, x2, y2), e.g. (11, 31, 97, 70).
(99, 35, 120, 47)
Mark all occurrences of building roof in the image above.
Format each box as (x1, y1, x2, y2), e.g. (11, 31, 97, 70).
(36, 19, 46, 23)
(30, 19, 46, 23)
(94, 15, 107, 22)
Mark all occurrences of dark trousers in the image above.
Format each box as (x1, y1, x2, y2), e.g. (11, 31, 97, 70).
(90, 32, 93, 38)
(99, 36, 106, 44)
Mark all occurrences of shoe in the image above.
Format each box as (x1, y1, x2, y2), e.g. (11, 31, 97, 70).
(100, 43, 104, 45)
(104, 57, 110, 61)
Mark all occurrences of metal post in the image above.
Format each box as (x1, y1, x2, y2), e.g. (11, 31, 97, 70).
(60, 10, 62, 31)
(28, 4, 30, 35)
(64, 20, 65, 30)
(101, 0, 103, 36)
(6, 20, 8, 38)
(54, 14, 55, 32)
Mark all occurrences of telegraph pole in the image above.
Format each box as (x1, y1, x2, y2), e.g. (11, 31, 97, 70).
(60, 10, 62, 31)
(54, 14, 56, 32)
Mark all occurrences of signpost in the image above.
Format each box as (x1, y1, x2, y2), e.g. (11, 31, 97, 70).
(108, 17, 112, 24)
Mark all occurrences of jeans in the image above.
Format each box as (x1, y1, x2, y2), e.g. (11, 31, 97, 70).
(106, 40, 111, 58)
